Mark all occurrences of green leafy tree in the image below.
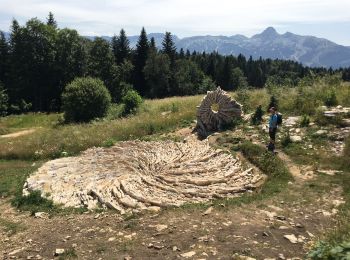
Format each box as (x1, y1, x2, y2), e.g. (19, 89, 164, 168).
(87, 37, 117, 93)
(62, 77, 111, 122)
(133, 27, 149, 96)
(144, 52, 171, 98)
(174, 59, 205, 96)
(112, 60, 134, 102)
(55, 28, 87, 109)
(231, 67, 248, 90)
(112, 29, 130, 65)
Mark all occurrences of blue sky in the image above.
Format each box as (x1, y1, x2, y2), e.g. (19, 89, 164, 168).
(0, 0, 349, 45)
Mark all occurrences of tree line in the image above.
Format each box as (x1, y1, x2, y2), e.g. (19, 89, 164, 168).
(0, 13, 349, 114)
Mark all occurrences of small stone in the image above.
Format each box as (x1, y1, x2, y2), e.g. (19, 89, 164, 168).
(203, 206, 213, 215)
(54, 248, 65, 256)
(180, 251, 196, 258)
(262, 231, 269, 237)
(306, 231, 314, 238)
(34, 212, 49, 219)
(9, 248, 22, 255)
(108, 237, 116, 242)
(124, 256, 132, 260)
(276, 215, 286, 221)
(153, 244, 164, 250)
(284, 234, 298, 244)
(146, 206, 161, 212)
(278, 253, 286, 259)
(296, 223, 304, 228)
(150, 224, 168, 232)
(279, 226, 288, 230)
(172, 246, 178, 251)
(290, 135, 302, 142)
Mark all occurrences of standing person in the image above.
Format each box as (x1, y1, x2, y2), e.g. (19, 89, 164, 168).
(268, 107, 278, 152)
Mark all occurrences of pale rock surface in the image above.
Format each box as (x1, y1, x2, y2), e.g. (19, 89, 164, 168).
(24, 137, 263, 212)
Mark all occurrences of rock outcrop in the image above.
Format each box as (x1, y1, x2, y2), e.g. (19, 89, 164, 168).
(23, 137, 263, 213)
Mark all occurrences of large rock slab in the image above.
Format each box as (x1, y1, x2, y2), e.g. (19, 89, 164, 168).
(23, 137, 263, 213)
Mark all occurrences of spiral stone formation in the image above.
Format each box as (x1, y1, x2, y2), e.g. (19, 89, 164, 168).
(23, 138, 263, 214)
(196, 87, 243, 137)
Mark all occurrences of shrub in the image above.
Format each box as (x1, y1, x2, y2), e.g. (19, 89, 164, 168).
(267, 95, 278, 111)
(281, 132, 292, 147)
(251, 105, 264, 125)
(62, 77, 111, 122)
(122, 89, 142, 116)
(324, 88, 338, 107)
(308, 241, 350, 259)
(344, 136, 350, 168)
(11, 190, 56, 214)
(299, 114, 310, 127)
(0, 83, 8, 116)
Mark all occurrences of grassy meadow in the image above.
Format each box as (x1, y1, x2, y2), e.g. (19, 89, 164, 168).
(0, 78, 349, 250)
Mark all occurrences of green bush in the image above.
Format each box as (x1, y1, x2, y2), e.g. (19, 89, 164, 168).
(299, 114, 310, 127)
(0, 83, 8, 116)
(281, 132, 292, 147)
(324, 88, 338, 107)
(267, 95, 278, 111)
(344, 136, 350, 168)
(62, 77, 111, 122)
(308, 241, 350, 259)
(251, 105, 264, 125)
(12, 190, 56, 214)
(122, 89, 142, 116)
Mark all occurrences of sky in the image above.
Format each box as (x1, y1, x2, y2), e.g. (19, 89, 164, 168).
(0, 0, 349, 45)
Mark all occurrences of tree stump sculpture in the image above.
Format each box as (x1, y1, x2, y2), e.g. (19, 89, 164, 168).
(196, 87, 243, 137)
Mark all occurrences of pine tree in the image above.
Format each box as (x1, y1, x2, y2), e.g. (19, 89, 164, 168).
(161, 32, 176, 64)
(179, 48, 185, 59)
(185, 49, 191, 58)
(149, 37, 157, 53)
(133, 27, 149, 95)
(0, 31, 9, 85)
(47, 12, 57, 28)
(112, 29, 130, 65)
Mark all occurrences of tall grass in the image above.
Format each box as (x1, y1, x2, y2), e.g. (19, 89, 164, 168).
(0, 95, 202, 160)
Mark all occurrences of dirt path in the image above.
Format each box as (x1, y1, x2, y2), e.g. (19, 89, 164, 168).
(0, 129, 37, 138)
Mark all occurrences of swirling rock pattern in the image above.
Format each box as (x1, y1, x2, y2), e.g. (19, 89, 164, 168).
(196, 87, 243, 137)
(23, 138, 263, 213)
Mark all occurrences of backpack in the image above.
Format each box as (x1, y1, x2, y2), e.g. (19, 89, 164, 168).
(276, 113, 283, 126)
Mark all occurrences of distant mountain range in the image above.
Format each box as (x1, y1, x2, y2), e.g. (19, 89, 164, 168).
(4, 27, 350, 68)
(93, 27, 350, 68)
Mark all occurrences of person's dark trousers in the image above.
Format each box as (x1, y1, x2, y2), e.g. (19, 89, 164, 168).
(268, 127, 277, 152)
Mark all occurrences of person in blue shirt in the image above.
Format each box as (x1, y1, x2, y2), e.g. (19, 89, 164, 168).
(268, 107, 278, 152)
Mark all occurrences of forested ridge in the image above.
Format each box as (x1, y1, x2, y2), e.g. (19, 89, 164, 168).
(0, 12, 350, 114)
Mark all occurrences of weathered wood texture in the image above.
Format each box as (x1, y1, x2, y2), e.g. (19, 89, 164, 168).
(196, 87, 243, 137)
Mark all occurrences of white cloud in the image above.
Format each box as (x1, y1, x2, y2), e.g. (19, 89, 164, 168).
(0, 0, 349, 43)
